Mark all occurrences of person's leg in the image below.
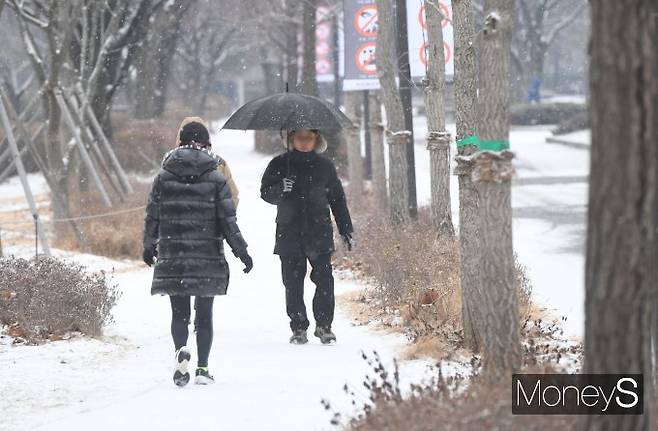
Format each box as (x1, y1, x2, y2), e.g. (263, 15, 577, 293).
(193, 296, 215, 368)
(170, 295, 191, 350)
(309, 253, 335, 328)
(280, 254, 310, 331)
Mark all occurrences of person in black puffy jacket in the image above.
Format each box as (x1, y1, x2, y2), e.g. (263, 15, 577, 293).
(260, 128, 353, 345)
(143, 121, 252, 386)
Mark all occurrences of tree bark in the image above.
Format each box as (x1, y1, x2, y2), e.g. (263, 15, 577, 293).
(582, 1, 656, 429)
(344, 92, 364, 208)
(375, 0, 410, 224)
(423, 0, 454, 238)
(300, 0, 318, 96)
(369, 91, 388, 209)
(453, 0, 482, 353)
(473, 0, 521, 377)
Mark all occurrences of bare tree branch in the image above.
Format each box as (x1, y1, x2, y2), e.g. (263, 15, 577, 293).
(545, 1, 587, 46)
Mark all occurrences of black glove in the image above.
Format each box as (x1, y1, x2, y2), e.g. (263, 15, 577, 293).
(238, 252, 254, 273)
(282, 177, 295, 193)
(143, 247, 157, 267)
(341, 233, 353, 251)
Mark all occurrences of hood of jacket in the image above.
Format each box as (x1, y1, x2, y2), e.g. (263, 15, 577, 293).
(161, 145, 221, 181)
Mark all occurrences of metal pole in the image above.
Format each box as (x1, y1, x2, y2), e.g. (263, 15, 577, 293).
(0, 96, 51, 256)
(394, 0, 418, 217)
(363, 90, 372, 179)
(332, 11, 341, 108)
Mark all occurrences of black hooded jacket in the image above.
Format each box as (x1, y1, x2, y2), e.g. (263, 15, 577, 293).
(143, 145, 248, 296)
(260, 149, 352, 256)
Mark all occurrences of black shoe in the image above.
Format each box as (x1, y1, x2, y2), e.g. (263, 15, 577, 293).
(195, 367, 215, 385)
(314, 326, 336, 344)
(173, 346, 191, 387)
(289, 329, 308, 345)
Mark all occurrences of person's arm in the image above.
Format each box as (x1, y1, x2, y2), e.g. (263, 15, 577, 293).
(216, 179, 249, 253)
(218, 160, 240, 208)
(143, 175, 161, 264)
(327, 164, 353, 236)
(260, 157, 287, 205)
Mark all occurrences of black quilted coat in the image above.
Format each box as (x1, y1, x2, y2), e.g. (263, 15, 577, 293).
(143, 145, 248, 296)
(260, 149, 353, 256)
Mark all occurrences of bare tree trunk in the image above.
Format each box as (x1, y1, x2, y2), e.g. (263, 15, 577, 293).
(344, 92, 364, 208)
(134, 0, 194, 119)
(473, 0, 521, 377)
(375, 0, 410, 224)
(582, 1, 656, 429)
(370, 91, 388, 209)
(300, 0, 318, 96)
(453, 0, 482, 352)
(423, 0, 454, 238)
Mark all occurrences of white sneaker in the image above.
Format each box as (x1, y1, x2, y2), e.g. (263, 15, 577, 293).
(173, 346, 191, 387)
(195, 367, 215, 385)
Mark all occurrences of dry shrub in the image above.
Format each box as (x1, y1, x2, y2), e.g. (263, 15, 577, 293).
(111, 113, 174, 173)
(335, 205, 537, 359)
(0, 256, 120, 343)
(324, 352, 575, 431)
(335, 208, 462, 336)
(54, 182, 150, 260)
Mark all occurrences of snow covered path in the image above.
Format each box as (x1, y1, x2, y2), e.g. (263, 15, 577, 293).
(1, 127, 434, 431)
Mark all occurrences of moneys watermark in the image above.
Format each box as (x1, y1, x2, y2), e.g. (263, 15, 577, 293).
(512, 374, 643, 415)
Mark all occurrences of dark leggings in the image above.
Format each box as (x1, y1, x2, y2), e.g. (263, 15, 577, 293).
(169, 295, 214, 368)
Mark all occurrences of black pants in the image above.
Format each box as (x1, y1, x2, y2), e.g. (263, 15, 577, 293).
(280, 253, 334, 331)
(169, 295, 214, 368)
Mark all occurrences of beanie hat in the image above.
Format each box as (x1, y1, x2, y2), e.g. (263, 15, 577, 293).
(179, 121, 210, 146)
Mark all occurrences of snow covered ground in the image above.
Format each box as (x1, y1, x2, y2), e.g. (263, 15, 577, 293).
(0, 118, 588, 430)
(1, 126, 464, 431)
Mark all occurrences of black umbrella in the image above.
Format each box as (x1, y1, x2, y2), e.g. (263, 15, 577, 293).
(222, 92, 353, 131)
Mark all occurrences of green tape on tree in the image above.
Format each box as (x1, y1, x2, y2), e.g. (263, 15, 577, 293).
(478, 139, 510, 151)
(456, 135, 510, 151)
(456, 135, 480, 147)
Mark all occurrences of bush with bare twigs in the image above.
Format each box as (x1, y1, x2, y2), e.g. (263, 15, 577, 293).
(322, 351, 576, 431)
(0, 256, 120, 343)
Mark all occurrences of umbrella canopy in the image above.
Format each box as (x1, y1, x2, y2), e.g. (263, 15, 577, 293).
(222, 92, 353, 131)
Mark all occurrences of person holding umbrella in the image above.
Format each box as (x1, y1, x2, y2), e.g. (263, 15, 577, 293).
(260, 129, 353, 344)
(222, 91, 354, 345)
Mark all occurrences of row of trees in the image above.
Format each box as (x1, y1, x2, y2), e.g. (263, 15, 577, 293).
(346, 3, 657, 429)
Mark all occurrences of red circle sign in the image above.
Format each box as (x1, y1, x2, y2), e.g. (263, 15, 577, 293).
(419, 2, 451, 30)
(354, 5, 378, 37)
(355, 42, 377, 75)
(420, 41, 452, 66)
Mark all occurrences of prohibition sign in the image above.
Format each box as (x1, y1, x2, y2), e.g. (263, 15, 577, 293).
(420, 41, 452, 66)
(354, 5, 378, 37)
(355, 42, 377, 75)
(419, 2, 451, 30)
(316, 59, 331, 74)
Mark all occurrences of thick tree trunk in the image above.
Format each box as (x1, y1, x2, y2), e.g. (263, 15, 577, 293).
(423, 0, 454, 238)
(369, 91, 388, 209)
(344, 92, 364, 208)
(452, 0, 482, 352)
(375, 0, 410, 224)
(300, 0, 318, 96)
(473, 0, 521, 377)
(582, 1, 656, 429)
